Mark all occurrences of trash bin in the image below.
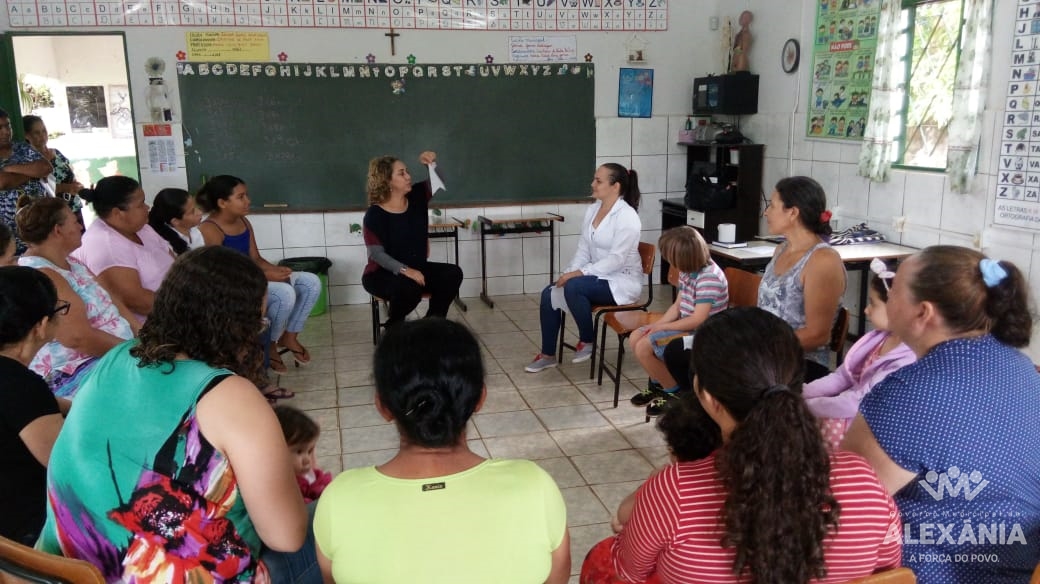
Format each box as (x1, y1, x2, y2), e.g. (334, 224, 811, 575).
(278, 256, 333, 317)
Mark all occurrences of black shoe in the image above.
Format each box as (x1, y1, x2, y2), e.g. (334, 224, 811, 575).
(645, 392, 679, 418)
(630, 380, 665, 406)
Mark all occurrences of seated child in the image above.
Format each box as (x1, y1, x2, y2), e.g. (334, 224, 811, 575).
(629, 226, 728, 416)
(274, 405, 332, 503)
(585, 394, 722, 583)
(803, 260, 915, 449)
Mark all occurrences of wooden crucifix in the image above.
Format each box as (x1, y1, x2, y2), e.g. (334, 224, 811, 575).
(385, 28, 400, 56)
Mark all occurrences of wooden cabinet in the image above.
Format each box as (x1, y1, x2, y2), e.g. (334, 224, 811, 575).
(659, 143, 764, 284)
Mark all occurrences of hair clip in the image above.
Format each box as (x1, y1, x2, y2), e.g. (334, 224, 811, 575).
(979, 258, 1008, 288)
(405, 399, 428, 417)
(869, 258, 895, 291)
(820, 210, 832, 223)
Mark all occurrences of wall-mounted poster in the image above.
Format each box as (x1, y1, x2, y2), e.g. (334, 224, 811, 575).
(994, 2, 1040, 230)
(618, 68, 653, 118)
(66, 85, 108, 132)
(806, 0, 881, 141)
(108, 85, 132, 139)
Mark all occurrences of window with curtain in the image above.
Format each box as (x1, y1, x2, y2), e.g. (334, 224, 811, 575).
(859, 0, 991, 192)
(895, 0, 964, 169)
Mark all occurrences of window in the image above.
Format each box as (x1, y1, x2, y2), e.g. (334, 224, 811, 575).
(894, 0, 964, 169)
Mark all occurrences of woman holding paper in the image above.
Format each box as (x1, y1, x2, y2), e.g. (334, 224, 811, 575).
(362, 150, 462, 327)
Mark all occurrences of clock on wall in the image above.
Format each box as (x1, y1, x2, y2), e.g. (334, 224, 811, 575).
(782, 38, 800, 74)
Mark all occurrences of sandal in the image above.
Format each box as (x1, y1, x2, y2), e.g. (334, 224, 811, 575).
(269, 351, 288, 374)
(278, 345, 311, 367)
(261, 386, 295, 401)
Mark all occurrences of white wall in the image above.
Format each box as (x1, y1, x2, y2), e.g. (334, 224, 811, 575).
(738, 0, 1040, 360)
(6, 1, 1035, 358)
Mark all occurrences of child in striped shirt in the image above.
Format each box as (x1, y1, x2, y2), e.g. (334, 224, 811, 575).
(628, 226, 728, 413)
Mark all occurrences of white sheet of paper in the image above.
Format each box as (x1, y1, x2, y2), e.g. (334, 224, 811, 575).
(682, 335, 694, 350)
(549, 286, 571, 314)
(428, 162, 447, 194)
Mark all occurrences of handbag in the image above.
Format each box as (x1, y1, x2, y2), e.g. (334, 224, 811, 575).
(685, 169, 736, 211)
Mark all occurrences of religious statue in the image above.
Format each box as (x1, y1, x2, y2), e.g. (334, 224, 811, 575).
(730, 10, 753, 73)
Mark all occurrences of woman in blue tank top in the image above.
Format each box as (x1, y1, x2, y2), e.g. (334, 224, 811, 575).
(198, 175, 321, 389)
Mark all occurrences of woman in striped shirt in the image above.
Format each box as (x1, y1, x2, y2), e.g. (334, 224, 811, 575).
(582, 307, 902, 584)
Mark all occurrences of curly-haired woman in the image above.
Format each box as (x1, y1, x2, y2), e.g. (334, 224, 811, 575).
(581, 307, 902, 584)
(361, 151, 462, 327)
(39, 247, 309, 583)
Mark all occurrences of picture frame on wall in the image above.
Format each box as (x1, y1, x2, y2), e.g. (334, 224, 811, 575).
(66, 85, 108, 132)
(618, 67, 653, 118)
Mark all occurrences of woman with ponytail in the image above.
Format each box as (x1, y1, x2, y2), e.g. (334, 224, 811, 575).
(843, 246, 1040, 584)
(759, 176, 846, 381)
(582, 307, 901, 584)
(314, 318, 571, 584)
(526, 163, 643, 372)
(147, 188, 203, 255)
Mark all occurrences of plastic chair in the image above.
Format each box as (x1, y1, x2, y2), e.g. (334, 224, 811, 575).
(557, 242, 656, 378)
(722, 266, 761, 308)
(0, 535, 104, 584)
(844, 567, 916, 583)
(598, 310, 665, 407)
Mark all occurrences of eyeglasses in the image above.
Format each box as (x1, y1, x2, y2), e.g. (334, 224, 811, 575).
(51, 300, 71, 317)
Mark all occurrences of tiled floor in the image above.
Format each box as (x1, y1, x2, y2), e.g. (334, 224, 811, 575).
(274, 287, 676, 582)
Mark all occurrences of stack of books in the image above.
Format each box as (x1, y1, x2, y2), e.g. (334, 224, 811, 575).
(712, 241, 748, 248)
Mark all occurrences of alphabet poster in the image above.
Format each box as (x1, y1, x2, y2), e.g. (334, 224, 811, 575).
(995, 1, 1040, 230)
(805, 0, 881, 141)
(6, 0, 668, 30)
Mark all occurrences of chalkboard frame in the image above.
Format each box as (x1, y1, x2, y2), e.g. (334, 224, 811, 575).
(176, 61, 596, 211)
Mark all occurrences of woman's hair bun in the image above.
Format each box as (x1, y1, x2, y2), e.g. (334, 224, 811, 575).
(77, 188, 95, 203)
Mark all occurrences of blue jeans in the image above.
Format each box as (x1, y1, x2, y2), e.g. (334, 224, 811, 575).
(261, 502, 322, 584)
(539, 276, 616, 356)
(267, 272, 322, 341)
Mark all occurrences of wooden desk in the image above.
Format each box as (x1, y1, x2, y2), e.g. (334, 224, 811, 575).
(709, 240, 918, 337)
(429, 217, 468, 312)
(477, 213, 564, 308)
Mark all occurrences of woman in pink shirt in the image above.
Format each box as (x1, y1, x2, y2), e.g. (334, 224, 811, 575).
(72, 177, 174, 321)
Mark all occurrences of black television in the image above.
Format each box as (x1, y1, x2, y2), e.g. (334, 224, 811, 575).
(693, 73, 759, 115)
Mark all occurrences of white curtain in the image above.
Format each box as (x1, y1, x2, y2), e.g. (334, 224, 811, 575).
(859, 0, 993, 187)
(946, 0, 993, 193)
(858, 0, 905, 182)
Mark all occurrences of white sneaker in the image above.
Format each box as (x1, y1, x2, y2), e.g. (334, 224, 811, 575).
(572, 342, 594, 364)
(525, 354, 559, 373)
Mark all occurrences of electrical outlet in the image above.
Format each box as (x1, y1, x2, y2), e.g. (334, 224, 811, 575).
(972, 232, 983, 249)
(893, 216, 907, 232)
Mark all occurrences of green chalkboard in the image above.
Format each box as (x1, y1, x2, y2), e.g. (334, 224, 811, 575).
(176, 62, 595, 211)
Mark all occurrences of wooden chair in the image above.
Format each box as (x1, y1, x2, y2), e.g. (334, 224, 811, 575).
(0, 535, 104, 584)
(557, 242, 656, 378)
(598, 310, 666, 407)
(723, 267, 761, 308)
(844, 567, 916, 583)
(830, 306, 851, 366)
(370, 293, 432, 345)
